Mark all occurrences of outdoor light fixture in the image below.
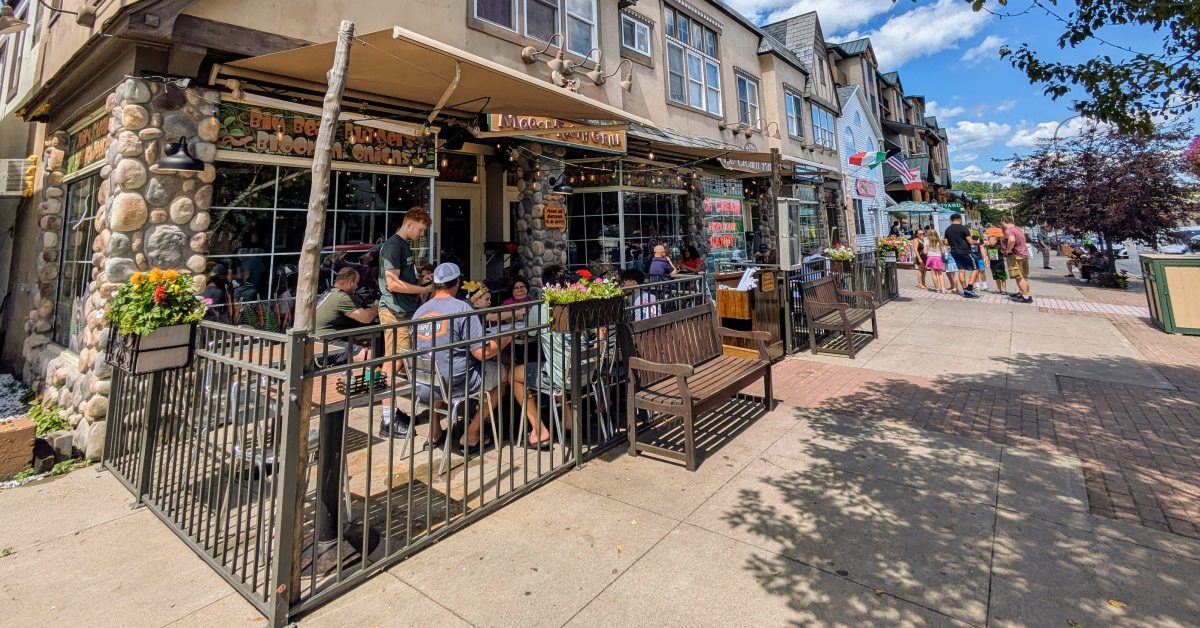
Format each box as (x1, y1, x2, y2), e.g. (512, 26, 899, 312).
(156, 136, 205, 172)
(1, 0, 96, 32)
(757, 120, 783, 140)
(586, 58, 634, 92)
(0, 3, 28, 34)
(549, 175, 573, 195)
(521, 33, 574, 75)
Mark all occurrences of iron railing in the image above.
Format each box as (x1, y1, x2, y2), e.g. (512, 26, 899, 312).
(104, 277, 709, 626)
(783, 253, 899, 353)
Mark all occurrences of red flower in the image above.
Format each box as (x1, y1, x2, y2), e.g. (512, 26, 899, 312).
(575, 269, 593, 280)
(154, 284, 167, 304)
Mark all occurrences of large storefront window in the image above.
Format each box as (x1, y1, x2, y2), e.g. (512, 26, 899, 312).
(702, 177, 746, 270)
(565, 190, 684, 273)
(52, 175, 99, 350)
(211, 163, 431, 315)
(785, 185, 821, 264)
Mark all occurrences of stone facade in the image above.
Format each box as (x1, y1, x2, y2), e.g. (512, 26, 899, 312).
(23, 78, 218, 457)
(513, 143, 569, 289)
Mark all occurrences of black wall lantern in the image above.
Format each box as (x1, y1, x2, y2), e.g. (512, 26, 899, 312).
(156, 137, 205, 172)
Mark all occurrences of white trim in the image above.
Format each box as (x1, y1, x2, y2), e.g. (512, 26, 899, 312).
(475, 0, 518, 31)
(523, 0, 559, 43)
(215, 149, 439, 177)
(65, 108, 108, 135)
(621, 13, 651, 56)
(62, 161, 105, 185)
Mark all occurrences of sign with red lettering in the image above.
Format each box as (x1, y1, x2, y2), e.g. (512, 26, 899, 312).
(855, 178, 877, 197)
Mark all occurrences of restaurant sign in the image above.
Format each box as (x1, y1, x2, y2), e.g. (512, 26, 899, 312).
(485, 115, 626, 154)
(854, 178, 877, 198)
(216, 103, 434, 168)
(66, 114, 111, 174)
(543, 203, 566, 229)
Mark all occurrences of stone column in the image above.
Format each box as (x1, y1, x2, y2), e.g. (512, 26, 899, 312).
(25, 78, 219, 459)
(514, 143, 568, 289)
(683, 170, 709, 262)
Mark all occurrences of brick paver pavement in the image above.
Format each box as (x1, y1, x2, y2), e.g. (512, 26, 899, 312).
(899, 286, 1151, 317)
(755, 313, 1200, 540)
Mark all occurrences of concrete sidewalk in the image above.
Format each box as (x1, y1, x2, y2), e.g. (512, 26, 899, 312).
(3, 403, 1198, 627)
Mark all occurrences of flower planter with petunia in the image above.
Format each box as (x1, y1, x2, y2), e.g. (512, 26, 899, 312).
(824, 244, 855, 274)
(105, 269, 205, 375)
(877, 236, 908, 263)
(543, 270, 626, 332)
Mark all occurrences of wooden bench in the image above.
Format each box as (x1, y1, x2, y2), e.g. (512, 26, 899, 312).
(802, 275, 878, 359)
(617, 303, 773, 471)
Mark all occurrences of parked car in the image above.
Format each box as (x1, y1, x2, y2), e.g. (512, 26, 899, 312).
(1160, 227, 1200, 254)
(1190, 234, 1200, 253)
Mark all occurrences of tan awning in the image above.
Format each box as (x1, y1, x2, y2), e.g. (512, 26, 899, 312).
(224, 26, 651, 126)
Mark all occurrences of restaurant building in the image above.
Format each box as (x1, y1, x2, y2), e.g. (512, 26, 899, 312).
(0, 0, 848, 450)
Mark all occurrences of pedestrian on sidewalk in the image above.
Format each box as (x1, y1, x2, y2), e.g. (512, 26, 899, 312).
(1002, 217, 1034, 304)
(942, 239, 959, 293)
(913, 228, 929, 289)
(1036, 224, 1054, 269)
(944, 214, 980, 298)
(925, 233, 947, 292)
(985, 234, 1008, 294)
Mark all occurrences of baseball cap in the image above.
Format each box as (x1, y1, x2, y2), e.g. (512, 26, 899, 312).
(432, 262, 461, 284)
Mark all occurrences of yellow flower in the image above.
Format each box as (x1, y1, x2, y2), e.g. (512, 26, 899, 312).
(163, 269, 180, 281)
(130, 272, 145, 285)
(148, 268, 164, 283)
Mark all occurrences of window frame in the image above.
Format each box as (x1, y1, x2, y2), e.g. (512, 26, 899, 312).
(735, 73, 761, 128)
(565, 0, 597, 59)
(810, 104, 836, 150)
(785, 91, 803, 139)
(469, 0, 601, 65)
(663, 5, 721, 116)
(853, 198, 867, 236)
(844, 126, 855, 152)
(523, 0, 559, 43)
(474, 0, 517, 31)
(620, 12, 651, 56)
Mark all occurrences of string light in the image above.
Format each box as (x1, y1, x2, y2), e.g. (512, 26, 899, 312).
(408, 164, 414, 173)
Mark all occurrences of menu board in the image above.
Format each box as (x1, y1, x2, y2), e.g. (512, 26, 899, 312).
(703, 195, 746, 261)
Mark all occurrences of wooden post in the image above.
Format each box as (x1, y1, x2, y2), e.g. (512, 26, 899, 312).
(767, 147, 782, 260)
(279, 19, 355, 622)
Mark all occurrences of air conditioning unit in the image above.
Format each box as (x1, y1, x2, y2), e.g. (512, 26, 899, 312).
(0, 159, 27, 197)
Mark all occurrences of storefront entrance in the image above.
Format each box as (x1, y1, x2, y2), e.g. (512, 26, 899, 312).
(434, 186, 483, 279)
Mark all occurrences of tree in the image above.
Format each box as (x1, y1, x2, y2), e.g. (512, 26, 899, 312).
(954, 180, 1027, 225)
(1010, 122, 1198, 270)
(964, 0, 1200, 134)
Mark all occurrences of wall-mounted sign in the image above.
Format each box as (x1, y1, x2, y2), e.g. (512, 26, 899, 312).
(854, 178, 877, 197)
(759, 271, 776, 293)
(543, 203, 566, 229)
(937, 201, 964, 212)
(486, 115, 626, 154)
(217, 103, 435, 168)
(718, 158, 771, 174)
(65, 114, 111, 174)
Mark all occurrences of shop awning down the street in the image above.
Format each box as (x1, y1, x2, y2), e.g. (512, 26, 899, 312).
(220, 25, 653, 126)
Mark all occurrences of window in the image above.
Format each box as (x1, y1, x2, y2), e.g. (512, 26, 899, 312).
(475, 0, 516, 29)
(621, 14, 650, 56)
(664, 6, 720, 114)
(52, 175, 99, 350)
(854, 199, 867, 236)
(525, 0, 558, 42)
(818, 56, 827, 86)
(736, 74, 760, 127)
(854, 111, 862, 125)
(6, 5, 24, 103)
(785, 91, 803, 138)
(844, 127, 855, 151)
(811, 105, 836, 149)
(566, 0, 596, 58)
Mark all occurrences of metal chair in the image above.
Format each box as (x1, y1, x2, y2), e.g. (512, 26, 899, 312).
(519, 332, 609, 451)
(413, 356, 498, 477)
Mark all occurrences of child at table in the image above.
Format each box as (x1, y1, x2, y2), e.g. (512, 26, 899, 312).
(620, 268, 660, 321)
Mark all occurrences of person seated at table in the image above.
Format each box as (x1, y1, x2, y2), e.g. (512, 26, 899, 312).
(315, 267, 379, 363)
(647, 244, 678, 280)
(464, 280, 524, 328)
(412, 263, 513, 453)
(502, 277, 534, 320)
(677, 245, 704, 274)
(1065, 243, 1095, 279)
(620, 268, 660, 321)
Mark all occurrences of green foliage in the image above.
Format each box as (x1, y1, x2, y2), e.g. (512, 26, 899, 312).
(105, 269, 205, 336)
(12, 468, 36, 480)
(49, 459, 88, 476)
(542, 277, 624, 305)
(28, 398, 68, 436)
(967, 0, 1200, 134)
(1093, 270, 1130, 290)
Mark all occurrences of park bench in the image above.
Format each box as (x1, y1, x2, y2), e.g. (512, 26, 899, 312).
(617, 303, 773, 471)
(802, 275, 878, 359)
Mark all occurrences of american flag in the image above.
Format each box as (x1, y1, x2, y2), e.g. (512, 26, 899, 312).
(885, 154, 924, 191)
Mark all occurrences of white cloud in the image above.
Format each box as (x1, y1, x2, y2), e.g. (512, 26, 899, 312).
(994, 100, 1016, 112)
(960, 35, 1006, 66)
(1006, 117, 1100, 148)
(926, 100, 965, 120)
(954, 164, 1020, 185)
(725, 0, 895, 33)
(947, 120, 1012, 151)
(842, 0, 991, 69)
(950, 152, 979, 163)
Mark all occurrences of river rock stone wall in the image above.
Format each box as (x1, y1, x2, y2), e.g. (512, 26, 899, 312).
(24, 78, 218, 458)
(513, 143, 569, 289)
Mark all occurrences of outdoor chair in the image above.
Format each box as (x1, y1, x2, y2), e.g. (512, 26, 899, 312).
(519, 332, 613, 451)
(413, 356, 499, 478)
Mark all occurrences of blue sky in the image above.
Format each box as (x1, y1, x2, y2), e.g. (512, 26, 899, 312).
(724, 0, 1189, 185)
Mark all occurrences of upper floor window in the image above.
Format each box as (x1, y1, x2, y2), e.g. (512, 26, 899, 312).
(736, 74, 760, 127)
(811, 104, 836, 149)
(621, 13, 651, 56)
(818, 56, 827, 86)
(844, 127, 855, 151)
(785, 91, 803, 138)
(474, 0, 597, 59)
(665, 5, 720, 115)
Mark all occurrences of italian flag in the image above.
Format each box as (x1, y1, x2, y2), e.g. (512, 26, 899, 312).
(848, 150, 887, 168)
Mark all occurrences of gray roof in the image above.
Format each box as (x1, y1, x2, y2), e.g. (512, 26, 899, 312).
(761, 12, 819, 71)
(836, 85, 857, 108)
(628, 123, 737, 151)
(925, 116, 939, 129)
(701, 1, 809, 75)
(828, 38, 871, 57)
(880, 71, 900, 87)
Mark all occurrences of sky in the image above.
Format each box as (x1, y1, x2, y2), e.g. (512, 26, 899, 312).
(723, 0, 1190, 186)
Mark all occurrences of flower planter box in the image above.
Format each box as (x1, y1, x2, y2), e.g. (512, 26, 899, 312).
(106, 323, 197, 375)
(830, 260, 851, 274)
(550, 296, 624, 332)
(881, 251, 898, 263)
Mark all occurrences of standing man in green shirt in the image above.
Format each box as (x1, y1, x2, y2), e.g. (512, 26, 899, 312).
(315, 267, 378, 363)
(378, 206, 434, 437)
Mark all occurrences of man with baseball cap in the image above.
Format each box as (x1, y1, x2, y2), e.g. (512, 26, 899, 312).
(944, 214, 981, 299)
(410, 262, 511, 454)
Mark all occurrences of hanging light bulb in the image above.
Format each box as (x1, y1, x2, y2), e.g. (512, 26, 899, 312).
(472, 174, 479, 182)
(648, 150, 655, 161)
(441, 157, 449, 168)
(276, 127, 284, 141)
(408, 164, 414, 173)
(348, 131, 357, 144)
(589, 173, 596, 182)
(387, 155, 395, 165)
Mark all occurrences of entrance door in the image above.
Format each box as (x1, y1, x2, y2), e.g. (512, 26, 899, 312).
(434, 186, 482, 279)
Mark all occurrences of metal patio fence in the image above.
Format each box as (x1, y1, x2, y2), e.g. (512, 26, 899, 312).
(103, 276, 706, 626)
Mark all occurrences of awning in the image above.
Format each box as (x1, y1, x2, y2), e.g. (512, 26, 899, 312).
(627, 123, 773, 163)
(223, 26, 652, 126)
(882, 119, 921, 137)
(782, 154, 840, 176)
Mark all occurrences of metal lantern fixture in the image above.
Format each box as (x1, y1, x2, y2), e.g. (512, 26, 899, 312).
(157, 136, 205, 172)
(0, 3, 27, 34)
(0, 0, 96, 33)
(549, 175, 573, 195)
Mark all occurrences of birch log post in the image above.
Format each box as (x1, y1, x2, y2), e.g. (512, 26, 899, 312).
(286, 18, 355, 611)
